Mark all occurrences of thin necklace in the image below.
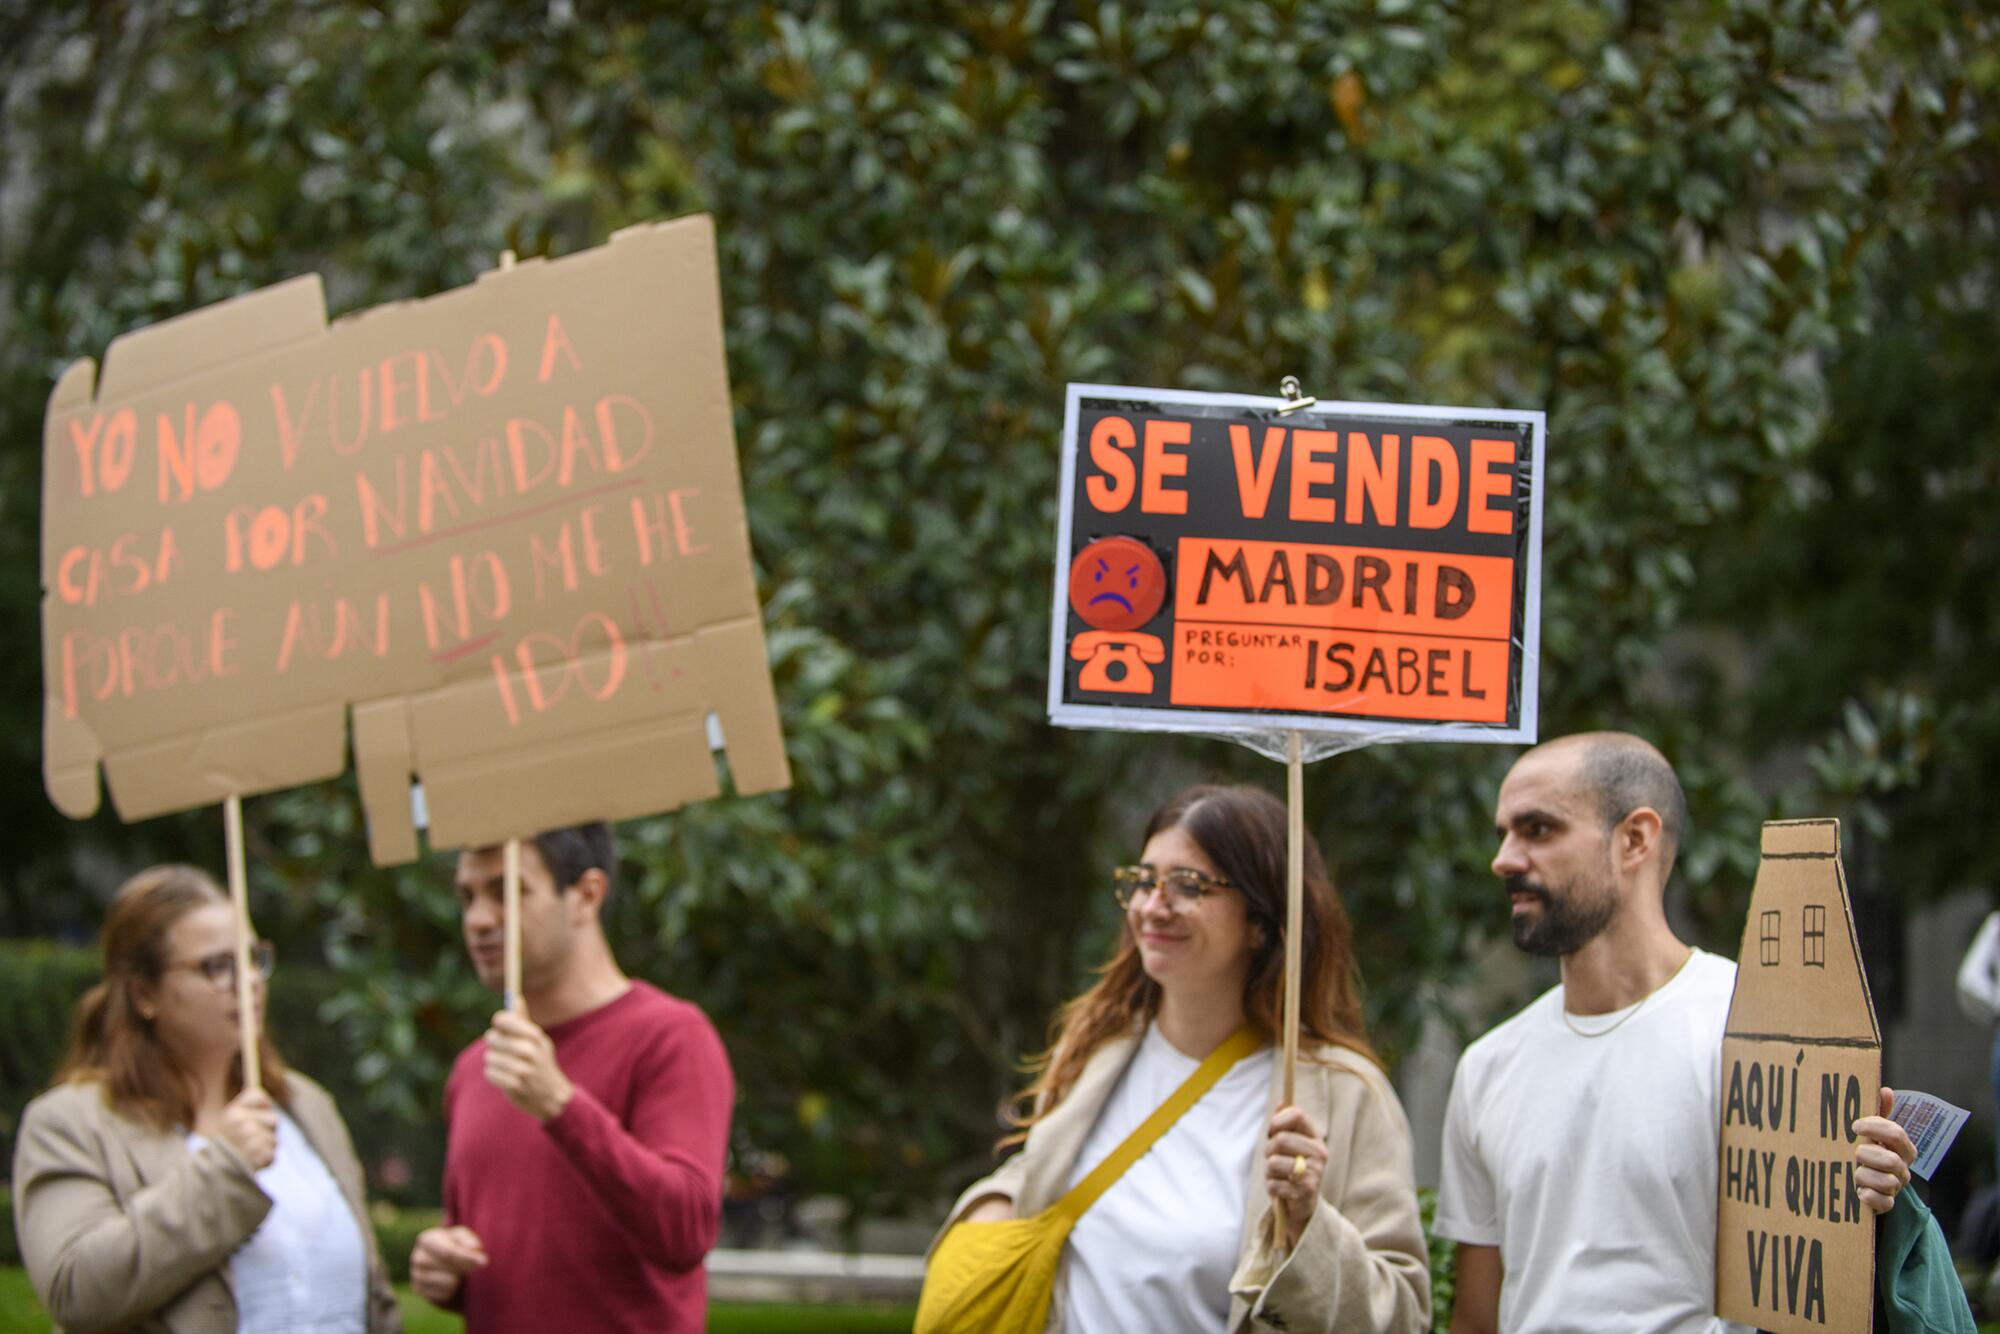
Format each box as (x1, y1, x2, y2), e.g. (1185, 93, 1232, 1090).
(1561, 948, 1695, 1039)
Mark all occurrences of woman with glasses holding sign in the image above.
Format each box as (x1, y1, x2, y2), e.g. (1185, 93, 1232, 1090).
(918, 785, 1429, 1332)
(13, 865, 400, 1333)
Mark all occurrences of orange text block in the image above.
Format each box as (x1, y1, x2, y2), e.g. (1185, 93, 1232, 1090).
(1174, 538, 1514, 642)
(1168, 624, 1511, 723)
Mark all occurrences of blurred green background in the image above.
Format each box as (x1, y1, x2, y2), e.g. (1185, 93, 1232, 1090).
(2, 2, 1995, 1322)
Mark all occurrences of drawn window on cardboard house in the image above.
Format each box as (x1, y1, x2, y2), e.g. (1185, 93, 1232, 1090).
(1803, 904, 1827, 968)
(1759, 910, 1781, 967)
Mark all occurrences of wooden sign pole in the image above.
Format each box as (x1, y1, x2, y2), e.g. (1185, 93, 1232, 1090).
(492, 250, 527, 1020)
(504, 836, 523, 1014)
(223, 795, 261, 1092)
(1265, 729, 1307, 1252)
(1281, 729, 1304, 1104)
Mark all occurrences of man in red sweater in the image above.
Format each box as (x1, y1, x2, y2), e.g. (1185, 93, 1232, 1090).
(408, 822, 734, 1332)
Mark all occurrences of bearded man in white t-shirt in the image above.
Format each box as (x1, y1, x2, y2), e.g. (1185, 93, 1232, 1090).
(1434, 732, 1920, 1334)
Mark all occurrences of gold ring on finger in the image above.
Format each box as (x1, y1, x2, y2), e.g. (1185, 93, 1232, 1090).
(1291, 1154, 1307, 1182)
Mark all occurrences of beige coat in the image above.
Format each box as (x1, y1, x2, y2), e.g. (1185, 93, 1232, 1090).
(932, 1034, 1431, 1333)
(12, 1073, 401, 1334)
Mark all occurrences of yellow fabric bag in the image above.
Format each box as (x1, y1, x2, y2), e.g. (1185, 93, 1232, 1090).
(914, 1026, 1264, 1333)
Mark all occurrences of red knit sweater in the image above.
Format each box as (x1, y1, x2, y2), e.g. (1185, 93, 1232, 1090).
(441, 981, 733, 1333)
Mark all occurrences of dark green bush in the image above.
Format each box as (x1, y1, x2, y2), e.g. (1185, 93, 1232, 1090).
(0, 941, 101, 1178)
(1420, 1187, 1455, 1327)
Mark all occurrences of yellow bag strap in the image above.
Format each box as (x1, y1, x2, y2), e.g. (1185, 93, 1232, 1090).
(1053, 1025, 1264, 1221)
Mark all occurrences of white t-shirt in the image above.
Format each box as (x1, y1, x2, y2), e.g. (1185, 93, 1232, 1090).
(188, 1109, 367, 1333)
(1058, 1023, 1276, 1333)
(1434, 949, 1754, 1334)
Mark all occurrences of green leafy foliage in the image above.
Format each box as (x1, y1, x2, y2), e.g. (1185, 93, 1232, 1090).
(1, 0, 1992, 1222)
(368, 1202, 439, 1285)
(0, 941, 99, 1176)
(1419, 1187, 1456, 1326)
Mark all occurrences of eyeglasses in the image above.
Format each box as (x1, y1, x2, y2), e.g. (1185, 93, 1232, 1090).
(1111, 865, 1234, 913)
(164, 941, 275, 992)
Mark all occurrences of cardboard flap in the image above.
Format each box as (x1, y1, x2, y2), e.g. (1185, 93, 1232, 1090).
(41, 216, 788, 862)
(352, 698, 419, 866)
(103, 704, 348, 820)
(695, 618, 791, 795)
(422, 716, 719, 850)
(99, 276, 326, 400)
(43, 708, 103, 819)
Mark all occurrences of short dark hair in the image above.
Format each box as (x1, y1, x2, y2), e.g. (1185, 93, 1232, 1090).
(1579, 738, 1688, 865)
(530, 822, 617, 895)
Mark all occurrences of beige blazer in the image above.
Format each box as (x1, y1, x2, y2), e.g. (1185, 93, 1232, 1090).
(932, 1034, 1431, 1333)
(12, 1072, 401, 1334)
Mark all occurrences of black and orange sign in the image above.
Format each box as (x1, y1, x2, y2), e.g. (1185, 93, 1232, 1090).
(41, 217, 790, 865)
(1047, 384, 1545, 742)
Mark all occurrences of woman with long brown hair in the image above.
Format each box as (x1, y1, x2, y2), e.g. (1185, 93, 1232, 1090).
(12, 865, 399, 1333)
(926, 784, 1429, 1332)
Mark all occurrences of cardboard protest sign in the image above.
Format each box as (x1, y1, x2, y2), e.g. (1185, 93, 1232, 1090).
(1046, 384, 1545, 744)
(42, 216, 789, 865)
(1715, 819, 1880, 1332)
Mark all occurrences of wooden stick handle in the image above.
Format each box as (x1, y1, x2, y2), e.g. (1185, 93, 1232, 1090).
(224, 795, 261, 1093)
(1268, 729, 1306, 1252)
(1282, 729, 1303, 1106)
(504, 837, 523, 1014)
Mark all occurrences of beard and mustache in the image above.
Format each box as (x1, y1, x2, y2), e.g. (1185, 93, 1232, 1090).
(1506, 871, 1618, 957)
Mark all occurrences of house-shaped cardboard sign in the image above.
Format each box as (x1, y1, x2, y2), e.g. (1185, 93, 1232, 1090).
(41, 216, 789, 864)
(1715, 819, 1880, 1332)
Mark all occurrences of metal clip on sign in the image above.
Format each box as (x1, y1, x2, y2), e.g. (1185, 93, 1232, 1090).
(1276, 375, 1317, 416)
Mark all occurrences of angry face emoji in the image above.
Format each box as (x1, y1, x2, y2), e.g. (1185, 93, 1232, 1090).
(1068, 536, 1167, 631)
